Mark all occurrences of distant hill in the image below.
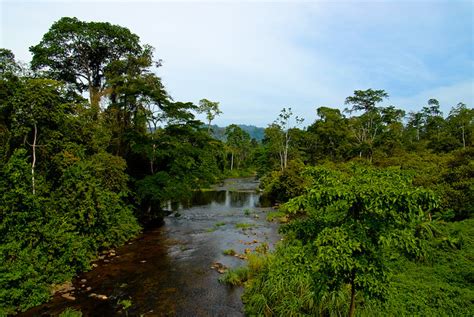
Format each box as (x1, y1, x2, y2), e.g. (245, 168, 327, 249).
(209, 124, 265, 142)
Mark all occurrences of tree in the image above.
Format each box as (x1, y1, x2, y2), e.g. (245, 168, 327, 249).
(30, 17, 148, 115)
(9, 79, 68, 194)
(407, 111, 424, 142)
(376, 105, 406, 156)
(345, 89, 389, 161)
(224, 124, 251, 170)
(197, 98, 222, 133)
(0, 49, 21, 76)
(447, 102, 473, 149)
(307, 106, 350, 162)
(271, 107, 303, 170)
(282, 166, 438, 317)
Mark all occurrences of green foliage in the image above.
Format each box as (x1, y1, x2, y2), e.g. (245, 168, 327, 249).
(0, 150, 92, 314)
(306, 107, 351, 163)
(225, 124, 252, 170)
(198, 98, 222, 132)
(219, 266, 250, 286)
(58, 308, 83, 317)
(30, 17, 143, 112)
(235, 223, 255, 230)
(223, 249, 236, 256)
(361, 218, 474, 316)
(52, 152, 140, 248)
(266, 211, 287, 223)
(223, 167, 255, 178)
(3, 16, 473, 316)
(134, 124, 223, 223)
(439, 148, 474, 220)
(249, 165, 440, 316)
(118, 298, 133, 310)
(243, 243, 349, 316)
(0, 148, 139, 314)
(260, 159, 309, 203)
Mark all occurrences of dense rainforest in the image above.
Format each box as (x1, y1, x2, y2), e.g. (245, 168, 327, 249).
(1, 17, 473, 316)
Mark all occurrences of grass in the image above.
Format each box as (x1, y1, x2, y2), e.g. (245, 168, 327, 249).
(223, 249, 237, 256)
(244, 209, 251, 216)
(59, 308, 83, 317)
(266, 211, 287, 223)
(219, 266, 250, 286)
(219, 252, 268, 287)
(118, 299, 132, 310)
(241, 218, 474, 316)
(235, 223, 255, 230)
(206, 222, 227, 233)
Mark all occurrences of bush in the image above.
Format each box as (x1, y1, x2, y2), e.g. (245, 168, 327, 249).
(259, 160, 309, 203)
(0, 150, 140, 314)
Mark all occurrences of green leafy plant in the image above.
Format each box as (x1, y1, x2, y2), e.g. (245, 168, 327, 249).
(235, 223, 255, 230)
(265, 211, 286, 222)
(219, 267, 250, 286)
(223, 249, 236, 256)
(58, 307, 83, 317)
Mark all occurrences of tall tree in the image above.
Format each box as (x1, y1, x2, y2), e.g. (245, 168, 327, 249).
(30, 17, 148, 115)
(224, 124, 251, 170)
(377, 105, 406, 156)
(197, 98, 222, 133)
(447, 102, 473, 149)
(307, 106, 350, 162)
(345, 89, 389, 161)
(407, 111, 424, 143)
(272, 107, 303, 170)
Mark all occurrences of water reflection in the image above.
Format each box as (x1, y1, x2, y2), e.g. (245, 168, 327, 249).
(20, 178, 279, 317)
(165, 190, 269, 212)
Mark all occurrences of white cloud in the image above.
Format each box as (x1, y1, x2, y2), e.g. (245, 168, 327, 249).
(390, 80, 474, 115)
(1, 0, 472, 126)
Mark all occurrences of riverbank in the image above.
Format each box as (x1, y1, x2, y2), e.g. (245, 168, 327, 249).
(21, 178, 280, 316)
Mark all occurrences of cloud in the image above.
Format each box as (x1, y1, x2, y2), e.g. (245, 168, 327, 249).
(1, 1, 472, 126)
(390, 80, 474, 115)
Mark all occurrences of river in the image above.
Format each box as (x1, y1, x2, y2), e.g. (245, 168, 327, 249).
(22, 178, 280, 316)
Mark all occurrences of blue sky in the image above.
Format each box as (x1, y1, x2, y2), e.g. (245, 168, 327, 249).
(1, 0, 473, 127)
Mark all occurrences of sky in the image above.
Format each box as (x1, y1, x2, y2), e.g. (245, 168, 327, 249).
(1, 0, 473, 127)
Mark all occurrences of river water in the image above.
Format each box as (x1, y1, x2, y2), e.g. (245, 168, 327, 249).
(22, 178, 280, 316)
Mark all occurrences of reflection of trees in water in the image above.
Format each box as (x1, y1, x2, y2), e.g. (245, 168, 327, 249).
(229, 191, 254, 207)
(258, 195, 273, 208)
(193, 190, 260, 208)
(192, 191, 227, 206)
(165, 190, 267, 211)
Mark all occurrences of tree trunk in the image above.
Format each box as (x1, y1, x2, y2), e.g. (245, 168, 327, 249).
(461, 126, 466, 148)
(230, 152, 234, 171)
(283, 131, 289, 169)
(89, 85, 101, 118)
(279, 151, 284, 171)
(348, 272, 356, 317)
(31, 123, 37, 195)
